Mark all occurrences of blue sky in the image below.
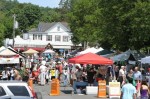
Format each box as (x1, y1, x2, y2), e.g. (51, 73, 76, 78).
(17, 0, 60, 8)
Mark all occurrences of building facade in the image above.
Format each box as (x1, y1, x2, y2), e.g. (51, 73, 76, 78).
(5, 22, 77, 53)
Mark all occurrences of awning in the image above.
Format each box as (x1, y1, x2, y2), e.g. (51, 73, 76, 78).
(0, 55, 19, 64)
(14, 47, 45, 51)
(69, 52, 113, 65)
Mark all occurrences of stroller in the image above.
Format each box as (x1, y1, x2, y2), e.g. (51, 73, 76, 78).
(32, 71, 39, 84)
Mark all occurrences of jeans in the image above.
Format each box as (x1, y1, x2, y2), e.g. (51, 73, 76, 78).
(73, 81, 88, 93)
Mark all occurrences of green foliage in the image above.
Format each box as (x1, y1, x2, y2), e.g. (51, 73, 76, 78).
(68, 0, 150, 51)
(0, 0, 67, 45)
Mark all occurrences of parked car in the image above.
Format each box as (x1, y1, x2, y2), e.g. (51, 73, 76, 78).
(0, 96, 33, 99)
(0, 80, 42, 99)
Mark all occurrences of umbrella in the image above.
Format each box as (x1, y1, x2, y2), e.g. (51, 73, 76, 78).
(0, 48, 17, 56)
(69, 52, 113, 65)
(43, 49, 55, 53)
(22, 49, 39, 54)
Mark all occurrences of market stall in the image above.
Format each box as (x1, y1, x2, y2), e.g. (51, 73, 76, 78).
(69, 52, 113, 65)
(0, 48, 19, 64)
(69, 53, 113, 94)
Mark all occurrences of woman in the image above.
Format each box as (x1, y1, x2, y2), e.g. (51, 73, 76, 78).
(140, 80, 149, 99)
(127, 69, 133, 78)
(82, 69, 87, 81)
(87, 68, 96, 86)
(1, 68, 10, 80)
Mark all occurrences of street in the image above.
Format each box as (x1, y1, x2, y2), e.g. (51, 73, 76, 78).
(33, 83, 109, 99)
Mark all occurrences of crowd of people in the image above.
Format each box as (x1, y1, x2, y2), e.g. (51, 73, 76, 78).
(1, 67, 22, 81)
(1, 53, 150, 99)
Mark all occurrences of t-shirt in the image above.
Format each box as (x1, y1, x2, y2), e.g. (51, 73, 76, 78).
(59, 65, 63, 73)
(119, 69, 125, 77)
(39, 65, 47, 72)
(121, 83, 136, 99)
(133, 71, 142, 80)
(2, 71, 9, 79)
(51, 70, 55, 76)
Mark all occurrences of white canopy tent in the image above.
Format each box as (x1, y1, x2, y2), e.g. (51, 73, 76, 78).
(0, 46, 6, 52)
(0, 48, 19, 64)
(43, 49, 55, 53)
(77, 47, 99, 55)
(96, 47, 104, 52)
(141, 56, 150, 64)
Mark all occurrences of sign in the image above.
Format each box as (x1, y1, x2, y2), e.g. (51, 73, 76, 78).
(97, 80, 106, 98)
(128, 60, 136, 65)
(59, 49, 64, 52)
(109, 81, 120, 98)
(49, 79, 60, 96)
(0, 57, 19, 64)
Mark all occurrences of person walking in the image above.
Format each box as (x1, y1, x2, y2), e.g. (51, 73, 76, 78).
(118, 66, 126, 86)
(133, 67, 142, 81)
(121, 77, 136, 99)
(10, 68, 15, 80)
(140, 80, 149, 99)
(39, 61, 47, 85)
(1, 68, 10, 80)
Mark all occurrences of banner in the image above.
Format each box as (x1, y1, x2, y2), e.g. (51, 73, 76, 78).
(0, 57, 19, 64)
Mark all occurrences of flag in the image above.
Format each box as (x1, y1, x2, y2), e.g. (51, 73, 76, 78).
(14, 21, 19, 29)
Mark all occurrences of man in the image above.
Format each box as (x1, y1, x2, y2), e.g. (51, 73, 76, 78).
(121, 77, 136, 99)
(39, 61, 47, 85)
(133, 67, 142, 81)
(118, 66, 126, 85)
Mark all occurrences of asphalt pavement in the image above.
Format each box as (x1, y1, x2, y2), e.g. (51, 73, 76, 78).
(33, 83, 109, 99)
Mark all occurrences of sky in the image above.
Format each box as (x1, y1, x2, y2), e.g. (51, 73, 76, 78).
(17, 0, 60, 8)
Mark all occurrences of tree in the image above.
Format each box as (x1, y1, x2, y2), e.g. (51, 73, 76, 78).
(97, 0, 150, 51)
(68, 0, 150, 51)
(68, 0, 101, 47)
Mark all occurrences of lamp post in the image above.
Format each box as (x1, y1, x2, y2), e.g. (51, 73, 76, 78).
(12, 14, 16, 48)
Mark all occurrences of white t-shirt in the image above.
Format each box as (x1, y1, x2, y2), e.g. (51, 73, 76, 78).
(119, 69, 125, 77)
(2, 71, 9, 79)
(39, 65, 47, 72)
(10, 69, 15, 77)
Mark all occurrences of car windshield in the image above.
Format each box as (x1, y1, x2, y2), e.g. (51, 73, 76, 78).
(7, 86, 30, 96)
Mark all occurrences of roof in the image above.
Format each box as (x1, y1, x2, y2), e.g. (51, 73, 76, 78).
(0, 48, 17, 56)
(8, 47, 26, 58)
(111, 50, 145, 62)
(29, 22, 70, 32)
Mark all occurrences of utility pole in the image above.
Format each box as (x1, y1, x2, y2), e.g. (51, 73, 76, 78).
(12, 14, 16, 48)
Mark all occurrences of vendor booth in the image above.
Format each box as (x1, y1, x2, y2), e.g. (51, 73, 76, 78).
(68, 53, 114, 95)
(0, 48, 19, 64)
(69, 52, 113, 65)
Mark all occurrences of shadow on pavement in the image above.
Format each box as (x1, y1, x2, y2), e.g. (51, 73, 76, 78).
(61, 90, 72, 94)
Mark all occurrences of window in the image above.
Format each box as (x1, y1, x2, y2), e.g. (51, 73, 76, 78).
(38, 35, 42, 40)
(0, 86, 6, 96)
(8, 86, 30, 96)
(46, 35, 52, 41)
(63, 36, 69, 42)
(55, 35, 61, 41)
(33, 34, 37, 40)
(33, 34, 42, 40)
(57, 26, 60, 31)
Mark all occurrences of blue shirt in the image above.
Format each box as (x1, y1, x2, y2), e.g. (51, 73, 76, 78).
(121, 83, 136, 99)
(133, 71, 142, 80)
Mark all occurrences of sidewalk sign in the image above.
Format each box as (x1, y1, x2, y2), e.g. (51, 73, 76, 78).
(49, 79, 60, 96)
(28, 78, 33, 89)
(109, 80, 120, 99)
(97, 80, 106, 98)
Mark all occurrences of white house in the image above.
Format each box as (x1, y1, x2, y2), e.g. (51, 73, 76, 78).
(5, 22, 78, 53)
